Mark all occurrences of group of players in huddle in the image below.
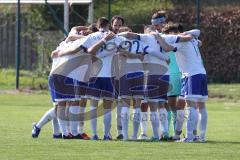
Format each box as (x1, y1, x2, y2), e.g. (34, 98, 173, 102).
(32, 10, 208, 143)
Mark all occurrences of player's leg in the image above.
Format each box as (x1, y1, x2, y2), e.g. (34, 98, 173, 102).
(78, 98, 90, 139)
(149, 101, 160, 141)
(56, 101, 73, 139)
(173, 98, 185, 141)
(68, 101, 81, 138)
(131, 99, 141, 140)
(167, 97, 177, 137)
(89, 99, 99, 140)
(102, 99, 113, 140)
(159, 102, 169, 140)
(197, 101, 208, 142)
(139, 101, 149, 140)
(116, 100, 123, 139)
(120, 98, 131, 140)
(32, 106, 57, 138)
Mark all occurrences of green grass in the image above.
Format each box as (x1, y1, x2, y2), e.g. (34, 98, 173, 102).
(0, 89, 240, 159)
(0, 69, 48, 90)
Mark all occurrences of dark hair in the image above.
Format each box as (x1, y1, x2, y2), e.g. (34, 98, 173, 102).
(97, 17, 109, 29)
(162, 22, 182, 34)
(111, 15, 125, 26)
(88, 23, 98, 32)
(144, 25, 155, 33)
(152, 10, 167, 19)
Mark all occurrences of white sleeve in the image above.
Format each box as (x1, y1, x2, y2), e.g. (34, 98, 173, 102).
(79, 35, 95, 52)
(145, 46, 170, 61)
(184, 29, 200, 38)
(162, 34, 180, 45)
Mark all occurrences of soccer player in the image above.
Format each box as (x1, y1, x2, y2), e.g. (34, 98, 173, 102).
(79, 17, 127, 140)
(161, 24, 186, 139)
(116, 27, 170, 140)
(110, 15, 125, 139)
(118, 25, 191, 141)
(32, 26, 96, 139)
(164, 23, 208, 142)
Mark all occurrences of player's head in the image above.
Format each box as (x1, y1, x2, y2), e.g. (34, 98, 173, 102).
(118, 26, 132, 33)
(151, 10, 167, 32)
(97, 17, 110, 30)
(81, 23, 98, 36)
(144, 25, 155, 34)
(162, 22, 182, 34)
(111, 15, 125, 33)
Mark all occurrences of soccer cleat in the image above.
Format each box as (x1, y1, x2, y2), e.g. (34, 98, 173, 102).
(180, 138, 193, 143)
(32, 123, 41, 138)
(160, 135, 169, 141)
(91, 135, 99, 140)
(53, 134, 62, 139)
(131, 135, 138, 140)
(80, 133, 91, 140)
(72, 134, 83, 139)
(193, 136, 200, 142)
(62, 133, 74, 139)
(150, 137, 160, 142)
(172, 135, 181, 141)
(116, 134, 123, 140)
(103, 135, 112, 141)
(138, 134, 148, 140)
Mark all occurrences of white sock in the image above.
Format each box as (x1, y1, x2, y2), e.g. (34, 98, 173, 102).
(199, 107, 208, 140)
(104, 108, 112, 137)
(52, 118, 60, 135)
(132, 108, 141, 138)
(175, 110, 185, 137)
(159, 108, 168, 137)
(79, 106, 85, 134)
(150, 112, 159, 139)
(193, 110, 199, 137)
(186, 107, 198, 140)
(36, 107, 55, 128)
(69, 106, 80, 136)
(90, 106, 97, 136)
(57, 106, 69, 136)
(140, 112, 148, 135)
(121, 107, 130, 140)
(116, 103, 122, 135)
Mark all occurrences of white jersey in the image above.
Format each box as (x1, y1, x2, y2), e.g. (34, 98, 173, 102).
(174, 38, 206, 77)
(122, 39, 148, 64)
(50, 38, 89, 82)
(80, 31, 125, 77)
(139, 34, 179, 75)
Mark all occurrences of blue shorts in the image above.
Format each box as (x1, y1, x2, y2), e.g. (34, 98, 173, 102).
(48, 74, 88, 102)
(86, 77, 115, 100)
(145, 75, 169, 102)
(181, 74, 208, 102)
(119, 72, 144, 99)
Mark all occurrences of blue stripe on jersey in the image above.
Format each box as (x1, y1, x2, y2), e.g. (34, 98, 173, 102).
(175, 36, 180, 43)
(80, 45, 87, 52)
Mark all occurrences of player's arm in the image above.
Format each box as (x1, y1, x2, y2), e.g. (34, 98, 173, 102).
(65, 34, 85, 43)
(118, 32, 139, 40)
(65, 26, 88, 42)
(177, 34, 194, 42)
(118, 49, 144, 61)
(145, 46, 170, 62)
(152, 33, 175, 52)
(51, 45, 82, 58)
(183, 29, 200, 38)
(87, 32, 115, 55)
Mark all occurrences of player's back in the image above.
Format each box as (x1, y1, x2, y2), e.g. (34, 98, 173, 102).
(175, 39, 206, 76)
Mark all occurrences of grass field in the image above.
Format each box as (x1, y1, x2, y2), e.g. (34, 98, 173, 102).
(0, 84, 240, 160)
